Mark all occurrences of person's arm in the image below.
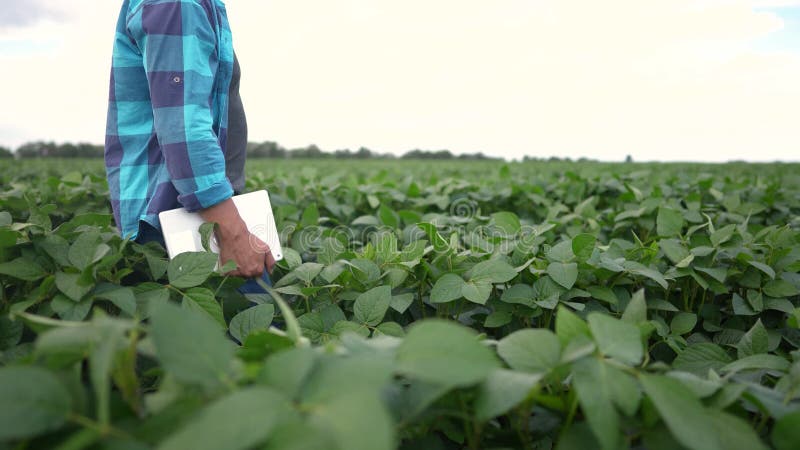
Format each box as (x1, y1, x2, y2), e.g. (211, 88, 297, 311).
(128, 0, 272, 275)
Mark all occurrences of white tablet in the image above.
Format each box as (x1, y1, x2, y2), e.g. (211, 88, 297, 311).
(158, 190, 284, 262)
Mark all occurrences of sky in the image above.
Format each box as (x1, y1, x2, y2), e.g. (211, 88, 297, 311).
(0, 0, 799, 162)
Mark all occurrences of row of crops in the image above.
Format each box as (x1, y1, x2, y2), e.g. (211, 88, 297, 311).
(1, 158, 799, 449)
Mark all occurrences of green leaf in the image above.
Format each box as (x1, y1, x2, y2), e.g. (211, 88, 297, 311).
(710, 224, 736, 248)
(732, 293, 758, 316)
(0, 228, 18, 248)
(469, 259, 517, 283)
(483, 311, 512, 328)
(555, 305, 591, 346)
(640, 374, 723, 450)
(657, 207, 684, 237)
(87, 315, 129, 426)
(157, 387, 291, 450)
(167, 252, 219, 289)
(673, 343, 732, 377)
(94, 286, 137, 316)
(671, 313, 697, 336)
(294, 263, 325, 284)
(378, 204, 399, 229)
(587, 286, 618, 305)
(623, 261, 669, 289)
(615, 207, 646, 221)
(572, 234, 596, 262)
(259, 347, 316, 399)
(389, 293, 414, 314)
(721, 354, 791, 374)
(501, 283, 536, 307)
(230, 304, 275, 343)
(711, 412, 769, 450)
(263, 421, 331, 450)
(396, 320, 499, 388)
(300, 203, 319, 228)
(416, 222, 448, 250)
(374, 321, 405, 337)
(309, 391, 394, 450)
(68, 230, 108, 270)
(621, 289, 647, 324)
(547, 262, 578, 290)
(556, 423, 601, 450)
(0, 315, 23, 350)
(747, 261, 775, 280)
(0, 257, 47, 281)
(660, 239, 690, 265)
(772, 410, 800, 450)
(547, 240, 575, 263)
(696, 267, 727, 283)
(55, 271, 93, 302)
(346, 259, 381, 284)
(491, 212, 521, 235)
(764, 279, 799, 298)
(134, 283, 170, 320)
(571, 358, 619, 450)
(51, 294, 93, 321)
(150, 301, 235, 389)
(39, 234, 71, 266)
(353, 285, 392, 326)
(182, 287, 226, 329)
(302, 353, 392, 404)
(737, 319, 769, 358)
(331, 321, 370, 338)
(0, 366, 72, 440)
(588, 313, 643, 365)
(139, 244, 168, 280)
(462, 279, 493, 305)
(746, 290, 764, 312)
(430, 273, 466, 303)
(475, 369, 542, 421)
(497, 329, 561, 373)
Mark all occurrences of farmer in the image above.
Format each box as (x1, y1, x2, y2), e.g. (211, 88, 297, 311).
(104, 0, 275, 282)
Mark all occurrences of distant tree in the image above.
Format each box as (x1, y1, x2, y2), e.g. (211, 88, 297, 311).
(247, 141, 286, 158)
(75, 143, 104, 158)
(16, 141, 55, 158)
(334, 148, 352, 158)
(625, 154, 633, 163)
(13, 141, 103, 158)
(0, 146, 12, 159)
(355, 147, 372, 159)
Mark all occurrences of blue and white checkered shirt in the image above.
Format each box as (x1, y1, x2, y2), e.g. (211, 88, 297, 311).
(105, 0, 236, 240)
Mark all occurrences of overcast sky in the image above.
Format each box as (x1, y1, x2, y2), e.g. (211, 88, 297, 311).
(0, 0, 798, 162)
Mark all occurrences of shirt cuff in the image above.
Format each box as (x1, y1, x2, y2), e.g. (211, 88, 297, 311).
(178, 179, 234, 212)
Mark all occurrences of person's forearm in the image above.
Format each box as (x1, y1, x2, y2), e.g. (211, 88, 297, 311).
(198, 198, 247, 240)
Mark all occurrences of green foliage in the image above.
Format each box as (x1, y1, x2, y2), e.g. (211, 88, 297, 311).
(0, 158, 798, 449)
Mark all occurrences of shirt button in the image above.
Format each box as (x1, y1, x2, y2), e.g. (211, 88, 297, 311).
(173, 76, 181, 83)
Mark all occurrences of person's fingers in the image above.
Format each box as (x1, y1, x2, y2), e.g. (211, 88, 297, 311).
(249, 234, 270, 253)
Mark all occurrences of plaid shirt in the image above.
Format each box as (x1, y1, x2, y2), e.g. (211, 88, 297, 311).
(105, 0, 235, 240)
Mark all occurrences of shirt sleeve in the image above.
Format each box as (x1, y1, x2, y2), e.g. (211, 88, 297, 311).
(128, 0, 233, 212)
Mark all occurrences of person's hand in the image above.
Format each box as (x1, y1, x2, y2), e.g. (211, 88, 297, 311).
(198, 198, 275, 277)
(216, 226, 276, 277)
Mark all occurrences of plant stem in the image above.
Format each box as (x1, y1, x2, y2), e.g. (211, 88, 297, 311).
(557, 390, 580, 443)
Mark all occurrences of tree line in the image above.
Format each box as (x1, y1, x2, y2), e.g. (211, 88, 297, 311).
(0, 141, 500, 161)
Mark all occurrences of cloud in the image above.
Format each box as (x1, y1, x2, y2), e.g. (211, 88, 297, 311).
(750, 0, 800, 7)
(0, 0, 798, 162)
(0, 0, 64, 28)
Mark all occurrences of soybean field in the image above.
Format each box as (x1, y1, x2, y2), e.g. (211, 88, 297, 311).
(1, 158, 799, 450)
